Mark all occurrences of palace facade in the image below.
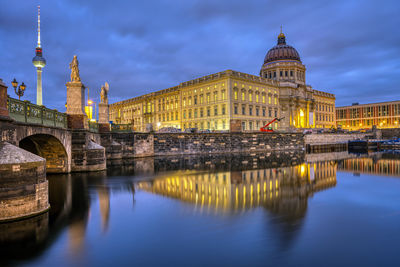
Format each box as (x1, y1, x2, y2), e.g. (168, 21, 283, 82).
(110, 31, 336, 131)
(336, 100, 400, 130)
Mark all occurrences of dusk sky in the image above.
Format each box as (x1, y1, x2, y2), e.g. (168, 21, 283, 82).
(1, 0, 399, 111)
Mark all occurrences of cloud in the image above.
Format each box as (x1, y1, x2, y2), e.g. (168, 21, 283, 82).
(0, 0, 399, 110)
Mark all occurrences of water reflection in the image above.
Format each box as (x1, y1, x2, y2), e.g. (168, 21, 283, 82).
(136, 161, 337, 214)
(1, 151, 400, 266)
(338, 152, 400, 177)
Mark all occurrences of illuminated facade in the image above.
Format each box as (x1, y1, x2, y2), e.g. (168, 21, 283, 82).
(339, 156, 400, 177)
(336, 100, 400, 130)
(110, 31, 335, 131)
(136, 161, 337, 212)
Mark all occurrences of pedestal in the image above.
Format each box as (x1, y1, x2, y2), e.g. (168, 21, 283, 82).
(98, 103, 110, 132)
(66, 81, 88, 129)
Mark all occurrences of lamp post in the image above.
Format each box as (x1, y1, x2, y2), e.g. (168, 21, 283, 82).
(11, 78, 26, 100)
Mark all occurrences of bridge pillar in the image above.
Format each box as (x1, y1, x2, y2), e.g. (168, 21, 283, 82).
(98, 102, 110, 133)
(0, 79, 10, 119)
(66, 81, 88, 130)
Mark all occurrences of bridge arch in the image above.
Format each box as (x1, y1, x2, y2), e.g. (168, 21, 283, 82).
(19, 134, 69, 173)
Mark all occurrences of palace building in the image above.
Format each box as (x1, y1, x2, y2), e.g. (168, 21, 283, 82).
(110, 31, 336, 131)
(336, 100, 400, 130)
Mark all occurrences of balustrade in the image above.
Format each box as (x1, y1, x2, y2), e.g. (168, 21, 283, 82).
(7, 96, 67, 128)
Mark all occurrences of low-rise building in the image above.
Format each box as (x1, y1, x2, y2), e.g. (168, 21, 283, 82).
(336, 100, 400, 130)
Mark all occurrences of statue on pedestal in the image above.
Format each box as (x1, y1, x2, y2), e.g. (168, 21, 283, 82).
(100, 82, 109, 104)
(69, 55, 81, 82)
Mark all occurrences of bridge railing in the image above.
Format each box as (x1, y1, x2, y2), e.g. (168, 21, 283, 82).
(88, 121, 99, 133)
(111, 124, 133, 133)
(7, 96, 67, 129)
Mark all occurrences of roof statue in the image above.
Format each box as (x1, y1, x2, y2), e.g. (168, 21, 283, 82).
(69, 55, 81, 82)
(100, 82, 109, 104)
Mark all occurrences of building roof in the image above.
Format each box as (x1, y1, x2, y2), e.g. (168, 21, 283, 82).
(263, 32, 301, 64)
(337, 100, 400, 109)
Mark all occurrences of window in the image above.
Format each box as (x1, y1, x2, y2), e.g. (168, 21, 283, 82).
(200, 108, 204, 117)
(262, 109, 266, 116)
(207, 108, 210, 116)
(242, 122, 246, 131)
(262, 95, 266, 103)
(222, 120, 226, 129)
(214, 106, 218, 116)
(249, 93, 253, 102)
(222, 90, 226, 100)
(280, 71, 283, 77)
(273, 72, 276, 78)
(249, 106, 253, 116)
(183, 98, 186, 107)
(242, 91, 245, 101)
(268, 109, 272, 117)
(194, 109, 198, 118)
(188, 110, 192, 118)
(234, 105, 238, 114)
(207, 121, 211, 129)
(285, 71, 288, 77)
(207, 94, 210, 104)
(194, 96, 197, 105)
(256, 108, 259, 116)
(214, 92, 218, 102)
(249, 121, 253, 130)
(274, 97, 277, 105)
(175, 112, 178, 120)
(234, 90, 238, 100)
(188, 97, 192, 106)
(290, 70, 293, 76)
(242, 105, 246, 115)
(200, 95, 204, 104)
(222, 105, 226, 115)
(256, 94, 259, 103)
(274, 109, 277, 117)
(268, 96, 271, 104)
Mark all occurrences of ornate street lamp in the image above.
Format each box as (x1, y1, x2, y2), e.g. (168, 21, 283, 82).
(11, 78, 26, 100)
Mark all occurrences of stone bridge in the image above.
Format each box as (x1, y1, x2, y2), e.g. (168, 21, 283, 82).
(1, 119, 72, 173)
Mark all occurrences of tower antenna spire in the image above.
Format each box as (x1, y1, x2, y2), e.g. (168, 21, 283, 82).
(37, 5, 41, 48)
(33, 5, 46, 106)
(280, 25, 282, 34)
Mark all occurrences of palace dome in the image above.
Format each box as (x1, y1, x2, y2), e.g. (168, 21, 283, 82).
(264, 32, 301, 64)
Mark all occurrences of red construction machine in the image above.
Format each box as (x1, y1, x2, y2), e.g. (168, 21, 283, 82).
(260, 117, 284, 132)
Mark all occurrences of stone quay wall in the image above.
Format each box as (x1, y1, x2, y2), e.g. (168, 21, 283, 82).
(304, 133, 373, 145)
(380, 128, 400, 140)
(126, 132, 304, 158)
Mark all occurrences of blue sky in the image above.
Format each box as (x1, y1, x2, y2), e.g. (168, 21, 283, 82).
(0, 0, 399, 111)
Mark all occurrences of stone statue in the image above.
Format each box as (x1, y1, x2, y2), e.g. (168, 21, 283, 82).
(100, 82, 109, 104)
(69, 55, 81, 82)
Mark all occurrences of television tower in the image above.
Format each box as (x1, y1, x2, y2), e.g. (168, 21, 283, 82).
(32, 6, 46, 106)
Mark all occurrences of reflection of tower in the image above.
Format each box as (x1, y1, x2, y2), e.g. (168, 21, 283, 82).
(32, 6, 46, 106)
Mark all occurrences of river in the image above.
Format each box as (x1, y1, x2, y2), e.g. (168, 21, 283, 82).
(1, 151, 400, 266)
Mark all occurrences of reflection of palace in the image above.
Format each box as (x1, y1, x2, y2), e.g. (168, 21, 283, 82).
(136, 161, 336, 212)
(339, 155, 400, 177)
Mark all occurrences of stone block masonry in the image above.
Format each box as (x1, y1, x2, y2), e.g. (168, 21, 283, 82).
(129, 132, 304, 158)
(0, 142, 49, 222)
